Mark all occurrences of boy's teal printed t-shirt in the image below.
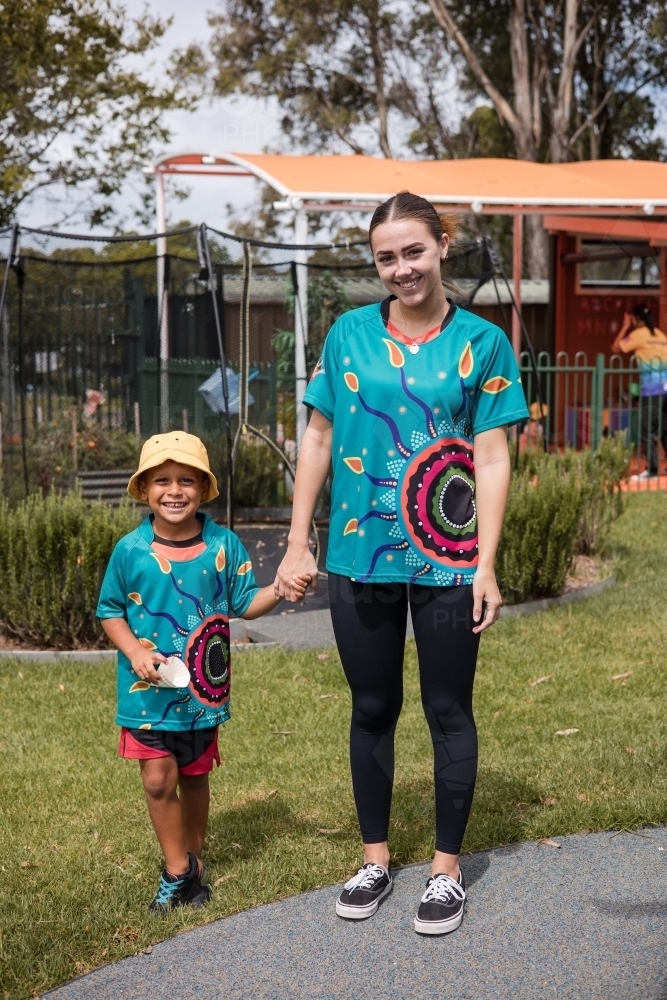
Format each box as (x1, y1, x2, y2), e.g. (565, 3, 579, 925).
(97, 515, 259, 731)
(303, 301, 529, 586)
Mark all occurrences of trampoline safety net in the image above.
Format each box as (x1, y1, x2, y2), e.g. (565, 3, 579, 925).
(0, 223, 506, 508)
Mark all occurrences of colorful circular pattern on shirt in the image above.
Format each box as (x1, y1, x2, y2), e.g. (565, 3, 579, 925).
(397, 437, 478, 568)
(183, 613, 231, 708)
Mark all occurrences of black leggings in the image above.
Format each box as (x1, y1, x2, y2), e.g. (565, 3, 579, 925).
(329, 574, 480, 855)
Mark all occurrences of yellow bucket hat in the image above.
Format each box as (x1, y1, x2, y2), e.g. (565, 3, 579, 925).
(127, 431, 219, 503)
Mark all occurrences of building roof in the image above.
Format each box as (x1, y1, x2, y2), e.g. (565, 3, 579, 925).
(151, 154, 667, 215)
(220, 273, 549, 307)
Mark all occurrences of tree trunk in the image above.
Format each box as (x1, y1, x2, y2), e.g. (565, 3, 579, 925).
(525, 214, 549, 279)
(429, 0, 549, 275)
(509, 0, 536, 159)
(550, 0, 580, 162)
(368, 7, 392, 158)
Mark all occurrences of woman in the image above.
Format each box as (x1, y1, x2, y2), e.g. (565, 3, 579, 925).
(611, 304, 667, 481)
(275, 192, 528, 935)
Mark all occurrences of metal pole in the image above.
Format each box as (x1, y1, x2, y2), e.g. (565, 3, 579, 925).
(198, 224, 234, 530)
(0, 224, 18, 332)
(0, 225, 18, 452)
(486, 235, 546, 450)
(592, 353, 605, 451)
(660, 247, 667, 335)
(16, 261, 29, 495)
(512, 213, 523, 361)
(1, 304, 10, 434)
(156, 171, 169, 431)
(294, 206, 308, 451)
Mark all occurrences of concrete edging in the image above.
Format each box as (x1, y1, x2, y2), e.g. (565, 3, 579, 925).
(0, 625, 276, 663)
(0, 575, 616, 662)
(499, 571, 616, 618)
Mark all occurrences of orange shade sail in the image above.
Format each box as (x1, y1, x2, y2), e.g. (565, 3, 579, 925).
(151, 153, 667, 215)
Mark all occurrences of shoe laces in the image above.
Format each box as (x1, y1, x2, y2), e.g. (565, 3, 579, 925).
(153, 871, 188, 905)
(344, 863, 386, 892)
(421, 872, 465, 904)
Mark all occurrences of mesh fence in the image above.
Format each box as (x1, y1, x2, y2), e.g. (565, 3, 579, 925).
(0, 223, 498, 507)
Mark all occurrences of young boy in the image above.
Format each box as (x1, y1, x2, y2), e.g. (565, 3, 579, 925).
(97, 431, 308, 912)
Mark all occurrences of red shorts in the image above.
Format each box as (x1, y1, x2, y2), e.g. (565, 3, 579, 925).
(118, 727, 220, 775)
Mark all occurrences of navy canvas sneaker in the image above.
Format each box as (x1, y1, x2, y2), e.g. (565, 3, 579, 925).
(414, 870, 466, 935)
(335, 862, 393, 920)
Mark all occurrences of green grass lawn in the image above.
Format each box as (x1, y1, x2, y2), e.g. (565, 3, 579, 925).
(2, 490, 667, 999)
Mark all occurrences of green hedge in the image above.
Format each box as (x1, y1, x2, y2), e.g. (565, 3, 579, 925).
(0, 436, 631, 647)
(0, 492, 140, 649)
(498, 435, 630, 604)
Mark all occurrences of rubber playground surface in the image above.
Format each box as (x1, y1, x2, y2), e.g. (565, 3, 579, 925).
(45, 824, 667, 1000)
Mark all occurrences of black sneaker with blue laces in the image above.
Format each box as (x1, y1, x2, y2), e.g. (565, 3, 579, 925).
(414, 869, 466, 935)
(148, 852, 212, 913)
(336, 862, 393, 920)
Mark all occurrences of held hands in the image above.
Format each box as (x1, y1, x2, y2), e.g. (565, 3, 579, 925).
(274, 544, 319, 602)
(472, 568, 502, 634)
(129, 646, 166, 684)
(290, 574, 312, 602)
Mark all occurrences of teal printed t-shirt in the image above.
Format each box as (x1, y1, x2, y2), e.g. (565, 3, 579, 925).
(97, 514, 259, 731)
(303, 300, 529, 586)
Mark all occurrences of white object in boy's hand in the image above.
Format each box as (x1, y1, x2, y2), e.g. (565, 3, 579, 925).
(156, 656, 190, 689)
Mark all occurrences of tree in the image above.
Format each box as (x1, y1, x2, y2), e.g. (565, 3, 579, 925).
(181, 0, 667, 277)
(174, 1, 455, 161)
(426, 0, 667, 273)
(0, 0, 189, 228)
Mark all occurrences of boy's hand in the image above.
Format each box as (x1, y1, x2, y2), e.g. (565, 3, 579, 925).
(290, 574, 311, 602)
(129, 648, 166, 684)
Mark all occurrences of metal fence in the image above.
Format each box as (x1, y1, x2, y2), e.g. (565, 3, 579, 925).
(0, 225, 332, 504)
(0, 225, 505, 506)
(519, 350, 666, 485)
(0, 222, 664, 507)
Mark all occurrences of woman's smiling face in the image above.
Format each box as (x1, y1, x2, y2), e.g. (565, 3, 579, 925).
(371, 217, 448, 309)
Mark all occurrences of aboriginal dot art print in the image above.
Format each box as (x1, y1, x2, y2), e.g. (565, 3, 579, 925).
(304, 301, 528, 586)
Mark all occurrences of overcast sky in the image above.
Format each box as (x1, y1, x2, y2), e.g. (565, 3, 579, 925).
(20, 0, 281, 232)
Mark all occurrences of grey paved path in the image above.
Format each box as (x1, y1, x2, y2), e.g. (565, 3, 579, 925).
(46, 826, 667, 1000)
(254, 607, 415, 649)
(236, 524, 330, 616)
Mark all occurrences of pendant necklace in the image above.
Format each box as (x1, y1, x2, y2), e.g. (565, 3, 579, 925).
(396, 299, 447, 355)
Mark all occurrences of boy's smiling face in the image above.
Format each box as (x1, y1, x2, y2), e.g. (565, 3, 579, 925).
(139, 460, 209, 536)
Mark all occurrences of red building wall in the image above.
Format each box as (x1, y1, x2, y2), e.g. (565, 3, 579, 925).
(553, 233, 663, 362)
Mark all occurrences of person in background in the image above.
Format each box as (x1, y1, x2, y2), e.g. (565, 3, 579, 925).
(519, 401, 548, 451)
(611, 304, 667, 481)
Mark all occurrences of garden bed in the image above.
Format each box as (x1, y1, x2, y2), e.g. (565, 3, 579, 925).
(0, 439, 631, 651)
(561, 554, 612, 594)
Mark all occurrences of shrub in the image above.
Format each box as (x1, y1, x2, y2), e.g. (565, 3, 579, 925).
(232, 437, 283, 507)
(2, 411, 141, 504)
(206, 433, 283, 507)
(0, 492, 140, 648)
(513, 434, 631, 554)
(497, 460, 585, 604)
(498, 436, 631, 604)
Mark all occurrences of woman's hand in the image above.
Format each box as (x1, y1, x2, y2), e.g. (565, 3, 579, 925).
(471, 568, 502, 634)
(275, 409, 331, 603)
(274, 544, 318, 601)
